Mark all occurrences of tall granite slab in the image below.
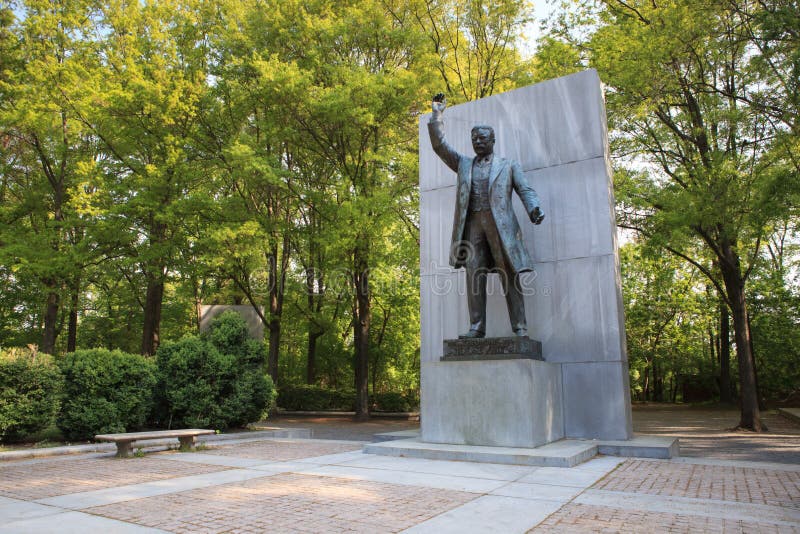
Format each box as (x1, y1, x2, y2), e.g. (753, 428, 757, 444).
(420, 70, 633, 441)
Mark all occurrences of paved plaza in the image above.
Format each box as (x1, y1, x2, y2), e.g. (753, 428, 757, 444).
(1, 409, 799, 533)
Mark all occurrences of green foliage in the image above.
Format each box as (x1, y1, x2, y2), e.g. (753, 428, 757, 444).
(154, 311, 275, 429)
(277, 385, 356, 411)
(371, 391, 416, 412)
(57, 349, 157, 441)
(0, 348, 63, 442)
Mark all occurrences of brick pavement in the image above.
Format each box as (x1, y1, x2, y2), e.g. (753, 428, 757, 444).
(2, 430, 799, 532)
(530, 502, 799, 533)
(88, 472, 478, 533)
(531, 459, 800, 533)
(595, 459, 800, 509)
(0, 455, 229, 501)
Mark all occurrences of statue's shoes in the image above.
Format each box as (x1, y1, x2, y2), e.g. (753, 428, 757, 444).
(513, 328, 529, 338)
(458, 329, 485, 339)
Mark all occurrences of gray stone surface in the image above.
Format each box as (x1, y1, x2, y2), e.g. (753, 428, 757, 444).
(419, 70, 632, 442)
(442, 337, 542, 361)
(561, 362, 632, 440)
(400, 495, 563, 534)
(364, 438, 598, 467)
(199, 304, 264, 339)
(0, 511, 169, 534)
(597, 435, 680, 459)
(35, 469, 271, 510)
(421, 360, 563, 447)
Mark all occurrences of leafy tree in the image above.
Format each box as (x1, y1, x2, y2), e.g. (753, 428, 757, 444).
(68, 0, 218, 355)
(555, 0, 800, 430)
(0, 1, 100, 354)
(409, 0, 534, 101)
(620, 243, 719, 402)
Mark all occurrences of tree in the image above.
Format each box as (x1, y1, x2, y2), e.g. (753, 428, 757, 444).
(583, 0, 799, 430)
(69, 0, 217, 355)
(407, 0, 534, 101)
(0, 1, 100, 354)
(620, 242, 718, 402)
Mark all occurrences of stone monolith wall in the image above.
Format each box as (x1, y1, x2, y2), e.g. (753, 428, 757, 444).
(419, 70, 633, 440)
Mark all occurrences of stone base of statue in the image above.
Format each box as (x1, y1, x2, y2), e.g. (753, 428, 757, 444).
(421, 337, 563, 449)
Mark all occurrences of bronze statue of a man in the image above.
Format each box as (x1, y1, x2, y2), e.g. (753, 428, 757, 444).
(429, 93, 544, 339)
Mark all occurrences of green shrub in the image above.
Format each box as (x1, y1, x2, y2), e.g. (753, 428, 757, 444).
(277, 385, 355, 411)
(0, 348, 63, 442)
(154, 311, 275, 430)
(372, 391, 411, 412)
(57, 349, 156, 441)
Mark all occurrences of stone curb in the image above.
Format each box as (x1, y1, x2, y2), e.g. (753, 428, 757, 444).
(0, 428, 311, 462)
(778, 407, 800, 425)
(276, 410, 420, 420)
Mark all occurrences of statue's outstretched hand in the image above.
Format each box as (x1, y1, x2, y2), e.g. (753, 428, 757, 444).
(432, 93, 447, 115)
(530, 206, 545, 225)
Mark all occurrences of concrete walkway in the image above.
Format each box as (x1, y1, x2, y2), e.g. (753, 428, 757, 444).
(1, 406, 798, 532)
(0, 436, 798, 532)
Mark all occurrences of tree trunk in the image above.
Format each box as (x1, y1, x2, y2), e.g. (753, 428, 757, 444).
(653, 361, 663, 402)
(353, 258, 371, 421)
(305, 266, 323, 385)
(306, 330, 322, 385)
(746, 312, 766, 411)
(141, 277, 164, 356)
(721, 260, 762, 431)
(266, 238, 288, 383)
(719, 301, 733, 404)
(67, 276, 80, 352)
(41, 287, 60, 355)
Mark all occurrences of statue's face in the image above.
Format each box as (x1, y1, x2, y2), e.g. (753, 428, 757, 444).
(471, 127, 495, 156)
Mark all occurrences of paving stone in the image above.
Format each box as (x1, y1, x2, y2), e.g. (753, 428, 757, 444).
(0, 456, 229, 501)
(529, 502, 800, 533)
(87, 472, 478, 533)
(594, 459, 800, 509)
(403, 495, 563, 534)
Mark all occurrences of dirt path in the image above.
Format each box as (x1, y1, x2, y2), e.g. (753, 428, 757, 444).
(632, 404, 800, 464)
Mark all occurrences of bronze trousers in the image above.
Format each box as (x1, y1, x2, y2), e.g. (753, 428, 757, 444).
(463, 210, 527, 334)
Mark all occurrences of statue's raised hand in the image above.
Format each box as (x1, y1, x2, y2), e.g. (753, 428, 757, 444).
(432, 93, 447, 115)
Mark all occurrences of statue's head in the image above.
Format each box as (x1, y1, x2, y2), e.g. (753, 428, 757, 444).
(471, 125, 495, 156)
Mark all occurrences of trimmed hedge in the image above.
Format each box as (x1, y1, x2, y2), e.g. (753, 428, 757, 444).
(154, 311, 275, 430)
(278, 387, 418, 412)
(0, 348, 63, 442)
(372, 391, 411, 413)
(57, 349, 157, 441)
(277, 385, 356, 411)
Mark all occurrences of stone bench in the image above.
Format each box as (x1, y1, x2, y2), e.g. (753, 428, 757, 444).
(95, 429, 216, 458)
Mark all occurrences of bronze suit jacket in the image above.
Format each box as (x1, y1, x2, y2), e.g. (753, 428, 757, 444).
(428, 118, 541, 272)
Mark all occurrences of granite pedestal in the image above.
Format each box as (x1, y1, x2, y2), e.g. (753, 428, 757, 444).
(423, 338, 561, 448)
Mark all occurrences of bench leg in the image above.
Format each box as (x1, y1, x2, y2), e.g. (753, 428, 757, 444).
(178, 436, 197, 452)
(116, 441, 134, 458)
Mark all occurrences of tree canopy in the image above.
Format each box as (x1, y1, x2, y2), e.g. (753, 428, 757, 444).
(1, 0, 796, 426)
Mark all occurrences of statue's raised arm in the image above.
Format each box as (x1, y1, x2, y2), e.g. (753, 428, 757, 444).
(428, 93, 461, 173)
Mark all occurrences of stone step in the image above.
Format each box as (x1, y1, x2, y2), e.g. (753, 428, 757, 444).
(363, 438, 598, 467)
(364, 434, 680, 466)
